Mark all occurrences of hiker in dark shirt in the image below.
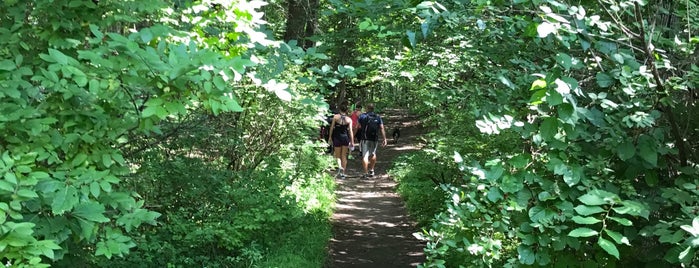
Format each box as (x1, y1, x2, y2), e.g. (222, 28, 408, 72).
(357, 103, 387, 179)
(327, 103, 354, 178)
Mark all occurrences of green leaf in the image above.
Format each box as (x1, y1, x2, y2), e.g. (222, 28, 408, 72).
(96, 241, 112, 259)
(598, 237, 620, 259)
(101, 153, 112, 168)
(558, 104, 576, 124)
(596, 72, 615, 88)
(5, 172, 18, 185)
(0, 180, 15, 192)
(540, 117, 558, 140)
(614, 200, 649, 219)
(73, 202, 110, 223)
(555, 53, 572, 70)
(501, 175, 524, 193)
(487, 187, 503, 202)
(48, 48, 69, 65)
(568, 227, 598, 237)
(644, 171, 659, 187)
(608, 216, 633, 226)
(0, 59, 16, 71)
(51, 185, 79, 215)
(572, 215, 601, 224)
(499, 75, 515, 89)
(617, 141, 635, 161)
(530, 89, 547, 105)
(140, 28, 154, 43)
(406, 30, 416, 47)
(547, 89, 563, 106)
(71, 153, 88, 167)
(529, 206, 556, 224)
(604, 229, 631, 245)
(518, 245, 536, 265)
(16, 189, 38, 199)
(90, 181, 101, 198)
(578, 189, 618, 206)
(89, 24, 103, 39)
(89, 79, 100, 93)
(638, 135, 657, 166)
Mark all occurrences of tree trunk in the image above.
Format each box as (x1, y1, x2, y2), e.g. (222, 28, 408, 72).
(303, 0, 319, 48)
(284, 0, 318, 48)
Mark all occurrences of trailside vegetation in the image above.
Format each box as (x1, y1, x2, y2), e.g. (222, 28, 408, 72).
(382, 0, 699, 267)
(2, 0, 699, 267)
(0, 0, 336, 267)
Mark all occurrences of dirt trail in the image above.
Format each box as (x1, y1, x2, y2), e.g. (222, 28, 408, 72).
(325, 108, 426, 268)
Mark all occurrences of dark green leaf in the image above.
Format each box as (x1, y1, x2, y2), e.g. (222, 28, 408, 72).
(555, 53, 572, 70)
(540, 117, 558, 140)
(596, 72, 615, 88)
(617, 141, 635, 161)
(638, 135, 657, 166)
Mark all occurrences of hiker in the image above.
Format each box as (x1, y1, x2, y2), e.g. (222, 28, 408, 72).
(349, 103, 363, 152)
(327, 103, 354, 178)
(358, 103, 387, 178)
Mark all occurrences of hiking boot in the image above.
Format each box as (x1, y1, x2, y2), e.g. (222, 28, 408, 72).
(369, 170, 375, 177)
(340, 173, 346, 179)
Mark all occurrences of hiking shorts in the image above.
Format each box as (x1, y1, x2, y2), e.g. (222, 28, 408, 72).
(361, 140, 379, 159)
(333, 135, 350, 147)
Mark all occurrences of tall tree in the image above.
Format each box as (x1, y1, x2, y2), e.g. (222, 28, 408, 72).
(284, 0, 319, 48)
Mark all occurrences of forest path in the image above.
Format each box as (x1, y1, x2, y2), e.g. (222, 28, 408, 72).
(325, 108, 426, 268)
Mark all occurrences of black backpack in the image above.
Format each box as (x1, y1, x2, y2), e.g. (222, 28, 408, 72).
(362, 113, 381, 141)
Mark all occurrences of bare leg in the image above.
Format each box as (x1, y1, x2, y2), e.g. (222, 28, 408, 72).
(361, 140, 369, 174)
(333, 146, 342, 170)
(340, 146, 349, 173)
(369, 154, 377, 172)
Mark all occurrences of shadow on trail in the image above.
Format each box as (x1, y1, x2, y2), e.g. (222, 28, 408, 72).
(325, 109, 426, 268)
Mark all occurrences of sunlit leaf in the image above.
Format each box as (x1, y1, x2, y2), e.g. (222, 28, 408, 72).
(598, 237, 620, 259)
(568, 227, 598, 237)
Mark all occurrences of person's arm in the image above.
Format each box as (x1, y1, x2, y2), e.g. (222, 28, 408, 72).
(327, 116, 336, 144)
(349, 120, 355, 146)
(380, 124, 387, 146)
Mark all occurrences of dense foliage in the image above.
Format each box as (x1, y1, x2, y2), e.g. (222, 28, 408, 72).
(3, 0, 698, 267)
(1, 0, 335, 267)
(381, 0, 699, 267)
